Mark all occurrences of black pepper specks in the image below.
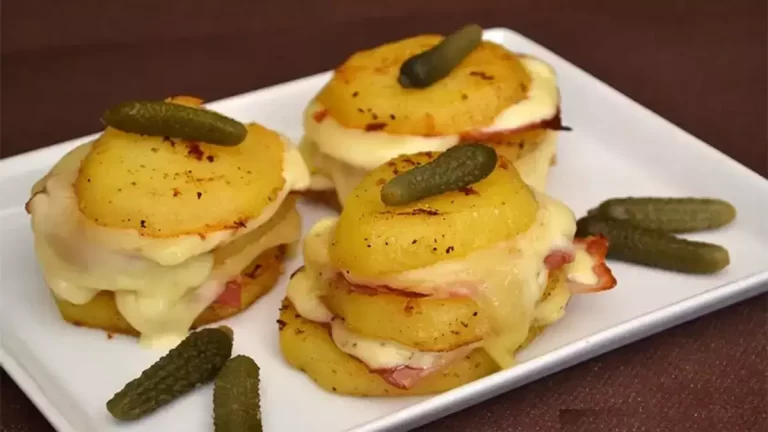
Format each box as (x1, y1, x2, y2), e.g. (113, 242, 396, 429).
(469, 71, 494, 80)
(197, 191, 202, 199)
(140, 220, 147, 228)
(446, 246, 454, 254)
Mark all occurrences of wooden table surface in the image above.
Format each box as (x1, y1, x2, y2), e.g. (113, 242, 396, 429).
(2, 1, 766, 431)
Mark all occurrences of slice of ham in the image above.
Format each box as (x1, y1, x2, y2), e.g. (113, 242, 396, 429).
(368, 343, 478, 390)
(373, 366, 432, 390)
(544, 249, 575, 270)
(330, 237, 616, 390)
(213, 279, 242, 307)
(344, 235, 617, 301)
(543, 235, 617, 293)
(312, 109, 328, 123)
(568, 235, 617, 293)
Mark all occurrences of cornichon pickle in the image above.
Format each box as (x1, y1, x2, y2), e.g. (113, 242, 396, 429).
(380, 143, 497, 206)
(213, 355, 262, 432)
(102, 100, 248, 146)
(398, 24, 483, 88)
(587, 197, 736, 233)
(575, 216, 730, 274)
(106, 326, 234, 421)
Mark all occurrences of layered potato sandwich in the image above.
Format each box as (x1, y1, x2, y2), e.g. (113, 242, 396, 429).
(26, 96, 311, 348)
(300, 24, 567, 209)
(279, 144, 616, 396)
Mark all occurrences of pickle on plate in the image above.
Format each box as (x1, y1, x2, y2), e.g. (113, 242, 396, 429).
(380, 143, 497, 206)
(576, 216, 730, 274)
(398, 24, 483, 88)
(587, 197, 736, 233)
(102, 100, 248, 146)
(106, 326, 234, 421)
(213, 355, 263, 432)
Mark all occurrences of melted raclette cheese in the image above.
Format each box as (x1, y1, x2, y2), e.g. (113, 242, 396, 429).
(331, 317, 480, 371)
(303, 57, 559, 171)
(299, 58, 560, 204)
(287, 191, 601, 373)
(28, 139, 309, 347)
(301, 130, 557, 206)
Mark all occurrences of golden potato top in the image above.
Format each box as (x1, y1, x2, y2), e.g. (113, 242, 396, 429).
(330, 150, 539, 277)
(315, 35, 532, 136)
(75, 124, 286, 238)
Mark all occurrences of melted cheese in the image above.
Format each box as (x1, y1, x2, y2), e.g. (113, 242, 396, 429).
(28, 139, 309, 348)
(302, 130, 557, 207)
(513, 131, 557, 192)
(117, 207, 301, 347)
(532, 279, 571, 327)
(331, 317, 479, 371)
(300, 58, 559, 203)
(343, 192, 575, 367)
(287, 217, 337, 322)
(288, 190, 599, 372)
(304, 57, 559, 171)
(30, 139, 309, 267)
(286, 261, 480, 372)
(566, 248, 599, 285)
(287, 269, 334, 323)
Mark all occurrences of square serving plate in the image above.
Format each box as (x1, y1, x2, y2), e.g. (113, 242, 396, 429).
(2, 27, 768, 432)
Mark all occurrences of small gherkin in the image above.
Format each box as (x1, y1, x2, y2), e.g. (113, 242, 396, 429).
(106, 326, 234, 421)
(576, 216, 730, 274)
(380, 143, 497, 206)
(398, 23, 483, 88)
(586, 197, 736, 233)
(101, 100, 248, 146)
(213, 355, 263, 432)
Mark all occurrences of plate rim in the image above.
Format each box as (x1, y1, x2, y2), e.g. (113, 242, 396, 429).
(1, 26, 767, 432)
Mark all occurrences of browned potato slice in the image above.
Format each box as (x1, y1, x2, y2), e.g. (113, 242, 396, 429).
(75, 122, 286, 237)
(278, 299, 499, 396)
(53, 245, 286, 336)
(316, 36, 531, 135)
(331, 151, 539, 276)
(322, 276, 487, 351)
(322, 269, 567, 352)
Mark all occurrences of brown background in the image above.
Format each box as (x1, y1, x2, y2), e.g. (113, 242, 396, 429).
(1, 1, 767, 431)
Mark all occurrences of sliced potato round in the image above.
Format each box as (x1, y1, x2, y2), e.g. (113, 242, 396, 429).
(278, 299, 499, 396)
(330, 150, 538, 276)
(322, 268, 567, 351)
(322, 276, 487, 351)
(75, 123, 286, 237)
(316, 36, 531, 135)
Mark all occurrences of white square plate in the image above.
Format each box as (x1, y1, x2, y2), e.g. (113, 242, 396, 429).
(1, 27, 767, 432)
